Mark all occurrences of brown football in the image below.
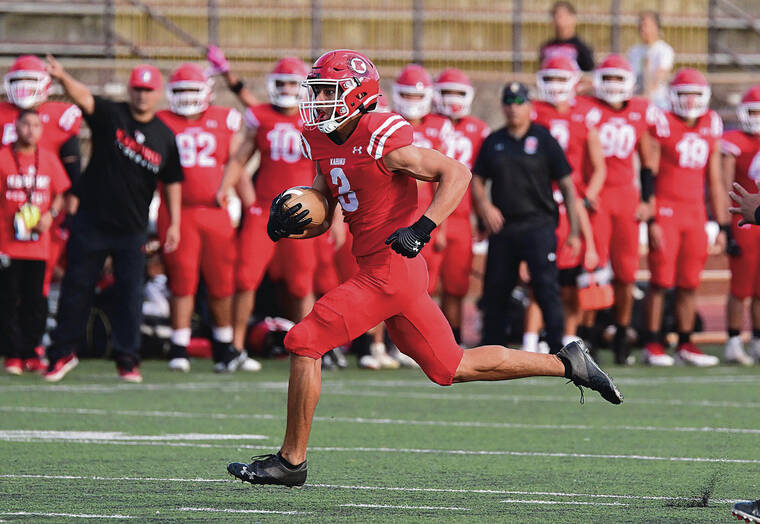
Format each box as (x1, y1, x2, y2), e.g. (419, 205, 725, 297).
(280, 186, 329, 238)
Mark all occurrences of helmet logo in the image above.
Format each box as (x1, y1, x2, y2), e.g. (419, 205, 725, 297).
(350, 58, 367, 75)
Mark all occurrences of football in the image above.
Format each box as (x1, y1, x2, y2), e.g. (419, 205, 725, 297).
(280, 186, 329, 238)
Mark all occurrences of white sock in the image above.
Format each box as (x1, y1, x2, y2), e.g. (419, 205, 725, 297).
(562, 335, 580, 347)
(212, 326, 233, 344)
(170, 328, 191, 347)
(522, 332, 538, 352)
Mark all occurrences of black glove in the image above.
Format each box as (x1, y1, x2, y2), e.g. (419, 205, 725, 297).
(384, 215, 436, 258)
(722, 224, 742, 257)
(267, 193, 312, 242)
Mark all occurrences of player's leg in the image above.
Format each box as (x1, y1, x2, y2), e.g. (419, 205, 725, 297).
(480, 233, 520, 345)
(559, 269, 582, 346)
(522, 297, 543, 353)
(0, 260, 24, 372)
(580, 205, 612, 345)
(440, 218, 472, 343)
(276, 237, 317, 322)
(609, 194, 640, 364)
(726, 221, 757, 364)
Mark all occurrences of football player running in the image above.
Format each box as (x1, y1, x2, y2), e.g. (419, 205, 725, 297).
(580, 54, 657, 364)
(156, 63, 249, 373)
(642, 68, 729, 366)
(225, 49, 622, 487)
(722, 85, 760, 365)
(0, 55, 82, 373)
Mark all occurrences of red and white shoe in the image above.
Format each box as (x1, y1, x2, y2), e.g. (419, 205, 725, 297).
(676, 342, 719, 367)
(118, 366, 143, 383)
(23, 357, 48, 373)
(44, 354, 79, 382)
(642, 342, 675, 366)
(4, 358, 23, 376)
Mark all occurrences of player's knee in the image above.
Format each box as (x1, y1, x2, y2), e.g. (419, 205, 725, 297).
(284, 303, 343, 359)
(284, 323, 321, 359)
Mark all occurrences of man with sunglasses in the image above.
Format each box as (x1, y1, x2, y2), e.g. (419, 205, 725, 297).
(472, 82, 580, 353)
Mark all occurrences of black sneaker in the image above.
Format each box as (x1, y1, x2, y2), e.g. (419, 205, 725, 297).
(732, 499, 760, 523)
(612, 326, 630, 365)
(227, 453, 307, 487)
(212, 342, 241, 373)
(557, 340, 624, 405)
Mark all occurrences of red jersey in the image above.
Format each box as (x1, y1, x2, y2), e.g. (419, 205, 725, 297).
(445, 115, 489, 219)
(0, 145, 69, 260)
(532, 99, 591, 189)
(648, 107, 722, 203)
(721, 129, 760, 194)
(157, 106, 241, 206)
(244, 104, 313, 202)
(301, 112, 415, 257)
(583, 96, 651, 188)
(0, 101, 82, 153)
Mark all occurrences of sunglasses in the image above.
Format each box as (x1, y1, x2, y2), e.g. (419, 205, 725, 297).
(503, 96, 527, 105)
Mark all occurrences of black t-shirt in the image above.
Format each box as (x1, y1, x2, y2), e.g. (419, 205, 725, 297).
(77, 96, 182, 234)
(473, 122, 571, 233)
(539, 36, 595, 71)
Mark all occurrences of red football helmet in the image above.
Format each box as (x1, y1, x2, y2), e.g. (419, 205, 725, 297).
(669, 68, 711, 119)
(433, 68, 473, 118)
(536, 56, 580, 105)
(593, 54, 635, 105)
(299, 49, 380, 133)
(267, 57, 309, 109)
(738, 85, 760, 135)
(374, 88, 391, 113)
(167, 63, 211, 116)
(392, 64, 433, 120)
(4, 55, 51, 109)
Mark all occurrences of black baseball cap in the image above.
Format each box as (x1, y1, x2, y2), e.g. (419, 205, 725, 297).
(502, 82, 530, 105)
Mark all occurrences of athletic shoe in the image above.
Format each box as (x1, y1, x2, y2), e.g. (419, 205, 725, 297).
(371, 342, 400, 369)
(725, 336, 754, 366)
(556, 340, 623, 405)
(749, 338, 760, 363)
(212, 344, 244, 373)
(118, 365, 143, 383)
(328, 348, 348, 369)
(388, 347, 420, 368)
(537, 341, 551, 354)
(612, 327, 630, 365)
(227, 453, 307, 487)
(358, 354, 381, 370)
(642, 342, 675, 366)
(23, 357, 47, 373)
(44, 353, 79, 382)
(168, 358, 191, 372)
(4, 358, 22, 376)
(239, 351, 262, 372)
(676, 342, 719, 367)
(732, 499, 760, 523)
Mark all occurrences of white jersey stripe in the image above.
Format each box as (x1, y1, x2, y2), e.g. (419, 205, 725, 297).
(373, 121, 412, 159)
(243, 107, 260, 130)
(721, 139, 742, 157)
(300, 134, 312, 160)
(367, 115, 403, 157)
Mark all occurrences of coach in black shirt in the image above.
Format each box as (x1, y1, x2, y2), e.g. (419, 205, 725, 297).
(43, 56, 182, 382)
(472, 82, 579, 353)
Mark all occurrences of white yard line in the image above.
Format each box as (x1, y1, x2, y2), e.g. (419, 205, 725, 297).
(0, 511, 134, 519)
(499, 499, 628, 506)
(0, 430, 267, 441)
(179, 507, 308, 515)
(340, 503, 470, 511)
(4, 405, 760, 435)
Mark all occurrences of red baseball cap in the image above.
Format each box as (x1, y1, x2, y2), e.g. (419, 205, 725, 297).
(128, 64, 162, 90)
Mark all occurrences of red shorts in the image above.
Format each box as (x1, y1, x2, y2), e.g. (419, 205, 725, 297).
(647, 199, 707, 290)
(158, 205, 236, 298)
(421, 229, 444, 295)
(284, 250, 464, 385)
(236, 203, 317, 298)
(591, 185, 640, 284)
(439, 216, 472, 297)
(313, 233, 341, 296)
(729, 215, 760, 299)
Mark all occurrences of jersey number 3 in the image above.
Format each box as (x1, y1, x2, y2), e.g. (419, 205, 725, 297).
(330, 167, 358, 212)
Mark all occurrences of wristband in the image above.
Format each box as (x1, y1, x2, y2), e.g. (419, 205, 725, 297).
(647, 217, 655, 225)
(410, 215, 437, 237)
(49, 208, 60, 219)
(639, 167, 655, 202)
(755, 205, 760, 226)
(230, 80, 245, 94)
(719, 223, 731, 234)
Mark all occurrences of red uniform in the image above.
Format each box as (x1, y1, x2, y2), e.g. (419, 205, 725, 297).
(0, 101, 82, 293)
(156, 106, 240, 298)
(532, 99, 592, 271)
(584, 96, 652, 284)
(0, 145, 70, 260)
(722, 130, 760, 298)
(236, 104, 317, 297)
(287, 112, 464, 385)
(440, 115, 489, 296)
(647, 107, 723, 289)
(411, 113, 452, 294)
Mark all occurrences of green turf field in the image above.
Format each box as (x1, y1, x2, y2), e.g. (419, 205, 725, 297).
(0, 347, 758, 522)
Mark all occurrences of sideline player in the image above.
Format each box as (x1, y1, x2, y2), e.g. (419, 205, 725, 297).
(526, 56, 604, 351)
(156, 63, 247, 372)
(721, 85, 760, 365)
(581, 54, 656, 364)
(432, 68, 490, 344)
(642, 68, 729, 366)
(226, 49, 622, 487)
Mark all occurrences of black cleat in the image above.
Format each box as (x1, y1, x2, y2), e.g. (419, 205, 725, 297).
(557, 340, 624, 405)
(227, 453, 307, 487)
(732, 499, 760, 523)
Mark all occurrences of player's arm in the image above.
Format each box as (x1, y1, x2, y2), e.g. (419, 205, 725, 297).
(207, 45, 259, 107)
(707, 141, 731, 253)
(636, 130, 657, 222)
(558, 175, 581, 255)
(216, 126, 257, 208)
(582, 127, 606, 210)
(721, 146, 737, 193)
(45, 55, 95, 116)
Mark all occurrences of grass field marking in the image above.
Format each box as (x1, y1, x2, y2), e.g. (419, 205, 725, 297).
(6, 405, 760, 435)
(339, 503, 470, 511)
(178, 507, 309, 515)
(0, 474, 228, 483)
(329, 375, 760, 387)
(0, 511, 135, 519)
(498, 499, 628, 506)
(0, 430, 268, 441)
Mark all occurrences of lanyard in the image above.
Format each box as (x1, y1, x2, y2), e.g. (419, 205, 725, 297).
(11, 145, 39, 205)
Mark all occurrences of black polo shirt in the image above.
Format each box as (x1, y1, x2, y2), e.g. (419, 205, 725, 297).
(539, 36, 595, 71)
(77, 96, 183, 234)
(473, 122, 571, 234)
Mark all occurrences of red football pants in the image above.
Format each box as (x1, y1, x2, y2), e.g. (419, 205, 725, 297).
(591, 185, 640, 284)
(729, 214, 760, 299)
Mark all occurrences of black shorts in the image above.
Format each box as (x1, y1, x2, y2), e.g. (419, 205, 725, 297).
(558, 266, 582, 288)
